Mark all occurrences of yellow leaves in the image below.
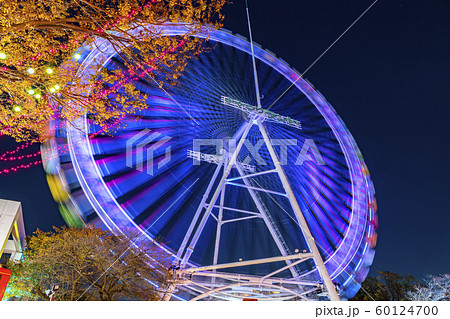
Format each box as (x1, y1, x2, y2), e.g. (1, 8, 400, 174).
(0, 0, 225, 142)
(5, 225, 172, 300)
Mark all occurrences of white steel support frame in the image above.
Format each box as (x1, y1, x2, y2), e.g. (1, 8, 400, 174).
(233, 163, 299, 277)
(168, 3, 340, 301)
(180, 272, 320, 301)
(169, 77, 340, 301)
(170, 119, 340, 300)
(257, 121, 340, 301)
(185, 253, 313, 273)
(176, 159, 225, 262)
(177, 121, 254, 266)
(176, 120, 300, 272)
(179, 252, 320, 301)
(212, 153, 228, 268)
(190, 282, 310, 301)
(185, 270, 320, 287)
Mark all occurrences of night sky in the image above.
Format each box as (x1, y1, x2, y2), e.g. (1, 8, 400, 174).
(1, 0, 449, 279)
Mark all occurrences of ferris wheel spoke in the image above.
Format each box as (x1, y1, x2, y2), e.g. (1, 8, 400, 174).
(137, 171, 203, 234)
(295, 188, 336, 253)
(118, 158, 201, 218)
(297, 176, 347, 234)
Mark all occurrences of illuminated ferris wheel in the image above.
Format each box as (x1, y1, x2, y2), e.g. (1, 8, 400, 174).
(42, 23, 377, 301)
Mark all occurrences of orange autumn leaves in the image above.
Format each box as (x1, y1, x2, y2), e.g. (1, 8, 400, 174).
(5, 226, 173, 300)
(0, 0, 225, 141)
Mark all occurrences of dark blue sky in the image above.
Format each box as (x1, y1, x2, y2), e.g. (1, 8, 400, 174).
(1, 0, 449, 279)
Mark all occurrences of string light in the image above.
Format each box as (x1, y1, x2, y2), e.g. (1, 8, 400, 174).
(0, 143, 32, 159)
(0, 160, 43, 175)
(0, 150, 41, 162)
(1, 51, 146, 172)
(2, 3, 184, 162)
(0, 140, 42, 175)
(2, 113, 125, 172)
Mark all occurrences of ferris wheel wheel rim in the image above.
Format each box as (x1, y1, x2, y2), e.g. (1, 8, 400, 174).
(57, 24, 375, 287)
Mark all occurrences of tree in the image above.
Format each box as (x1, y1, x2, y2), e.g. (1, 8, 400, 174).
(351, 276, 389, 301)
(5, 226, 174, 301)
(0, 0, 225, 141)
(351, 271, 419, 301)
(407, 274, 450, 301)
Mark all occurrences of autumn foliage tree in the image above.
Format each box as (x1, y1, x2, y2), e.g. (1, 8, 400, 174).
(351, 271, 419, 301)
(0, 0, 225, 141)
(5, 226, 173, 301)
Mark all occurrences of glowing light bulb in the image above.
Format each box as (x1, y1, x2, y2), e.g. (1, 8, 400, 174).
(27, 68, 35, 74)
(74, 53, 81, 60)
(46, 68, 53, 74)
(50, 87, 56, 93)
(0, 52, 6, 59)
(28, 89, 35, 95)
(14, 106, 21, 112)
(54, 84, 60, 90)
(35, 94, 41, 99)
